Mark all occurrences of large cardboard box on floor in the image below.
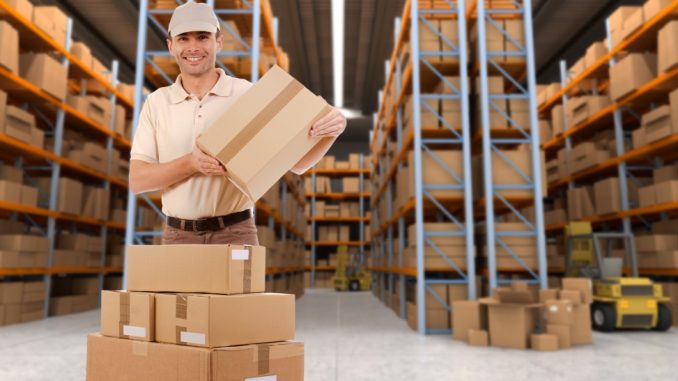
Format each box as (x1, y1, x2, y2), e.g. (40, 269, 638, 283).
(197, 65, 331, 201)
(155, 292, 295, 347)
(480, 283, 542, 350)
(100, 291, 155, 342)
(127, 244, 266, 294)
(87, 334, 304, 381)
(452, 300, 488, 342)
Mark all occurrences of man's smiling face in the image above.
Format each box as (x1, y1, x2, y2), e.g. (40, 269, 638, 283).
(167, 31, 223, 77)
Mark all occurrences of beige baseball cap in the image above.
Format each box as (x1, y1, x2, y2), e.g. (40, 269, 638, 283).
(168, 1, 220, 37)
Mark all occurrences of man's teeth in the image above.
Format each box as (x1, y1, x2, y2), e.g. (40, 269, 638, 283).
(186, 57, 202, 62)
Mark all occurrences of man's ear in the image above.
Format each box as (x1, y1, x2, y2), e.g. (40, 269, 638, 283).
(166, 37, 173, 54)
(215, 32, 224, 51)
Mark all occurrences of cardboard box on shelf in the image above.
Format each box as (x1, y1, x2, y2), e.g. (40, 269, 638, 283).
(632, 127, 647, 149)
(0, 21, 19, 73)
(609, 52, 657, 101)
(593, 177, 621, 215)
(656, 181, 678, 204)
(100, 291, 155, 342)
(22, 281, 46, 303)
(609, 6, 640, 46)
(642, 105, 675, 145)
(70, 41, 93, 68)
(197, 66, 331, 202)
(19, 184, 38, 207)
(155, 292, 295, 347)
(0, 180, 21, 204)
(562, 278, 593, 304)
(32, 6, 68, 45)
(0, 234, 48, 252)
(584, 40, 607, 68)
(86, 334, 304, 381)
(406, 301, 450, 331)
(1, 0, 34, 20)
(403, 245, 468, 269)
(126, 244, 266, 294)
(567, 95, 611, 127)
(0, 282, 23, 304)
(531, 333, 559, 351)
(18, 53, 68, 101)
(0, 164, 22, 183)
(638, 184, 656, 207)
(654, 164, 678, 183)
(407, 223, 464, 247)
(636, 234, 678, 252)
(3, 105, 35, 143)
(343, 178, 359, 193)
(658, 21, 678, 73)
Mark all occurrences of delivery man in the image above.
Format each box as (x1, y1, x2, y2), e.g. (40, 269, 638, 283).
(128, 2, 346, 245)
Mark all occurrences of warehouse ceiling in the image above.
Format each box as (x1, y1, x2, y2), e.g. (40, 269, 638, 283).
(47, 0, 645, 138)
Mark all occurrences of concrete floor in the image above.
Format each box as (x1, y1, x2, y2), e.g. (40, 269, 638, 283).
(0, 289, 676, 380)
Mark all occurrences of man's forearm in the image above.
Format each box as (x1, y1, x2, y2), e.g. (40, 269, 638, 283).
(129, 155, 195, 194)
(291, 136, 337, 174)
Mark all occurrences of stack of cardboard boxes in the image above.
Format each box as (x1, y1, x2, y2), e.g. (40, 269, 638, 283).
(452, 279, 593, 350)
(635, 218, 678, 269)
(314, 154, 364, 171)
(52, 232, 103, 268)
(0, 226, 49, 269)
(0, 163, 39, 207)
(406, 283, 473, 332)
(49, 277, 99, 316)
(0, 280, 46, 326)
(87, 244, 303, 379)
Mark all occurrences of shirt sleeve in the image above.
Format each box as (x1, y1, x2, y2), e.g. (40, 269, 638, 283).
(130, 97, 159, 164)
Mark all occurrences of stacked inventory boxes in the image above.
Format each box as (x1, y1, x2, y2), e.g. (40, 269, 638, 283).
(87, 244, 304, 380)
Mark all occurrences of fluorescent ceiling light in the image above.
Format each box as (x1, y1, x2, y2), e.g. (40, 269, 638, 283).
(331, 0, 344, 108)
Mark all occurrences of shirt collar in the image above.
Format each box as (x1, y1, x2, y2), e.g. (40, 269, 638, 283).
(168, 68, 234, 104)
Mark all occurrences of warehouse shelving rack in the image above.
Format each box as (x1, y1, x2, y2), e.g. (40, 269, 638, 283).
(306, 158, 369, 288)
(369, 0, 476, 334)
(124, 0, 306, 286)
(539, 1, 678, 278)
(474, 0, 547, 290)
(0, 2, 134, 318)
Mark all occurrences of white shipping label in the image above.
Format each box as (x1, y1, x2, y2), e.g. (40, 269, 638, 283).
(232, 249, 250, 260)
(245, 376, 277, 381)
(549, 305, 558, 313)
(123, 325, 147, 338)
(180, 331, 206, 345)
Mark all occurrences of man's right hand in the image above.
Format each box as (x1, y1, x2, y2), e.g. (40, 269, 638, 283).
(191, 146, 227, 176)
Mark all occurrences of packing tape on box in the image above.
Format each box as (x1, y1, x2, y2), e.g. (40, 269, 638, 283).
(243, 246, 253, 293)
(118, 292, 130, 338)
(257, 343, 271, 375)
(175, 294, 188, 344)
(214, 80, 304, 164)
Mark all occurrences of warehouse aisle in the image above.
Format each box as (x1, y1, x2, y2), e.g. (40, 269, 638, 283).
(0, 290, 677, 380)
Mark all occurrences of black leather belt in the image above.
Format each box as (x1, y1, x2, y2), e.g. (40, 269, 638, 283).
(166, 210, 252, 232)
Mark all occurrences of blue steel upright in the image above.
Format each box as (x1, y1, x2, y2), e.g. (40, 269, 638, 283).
(409, 0, 475, 334)
(476, 0, 547, 290)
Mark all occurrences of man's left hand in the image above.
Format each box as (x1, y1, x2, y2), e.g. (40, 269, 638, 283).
(309, 107, 346, 138)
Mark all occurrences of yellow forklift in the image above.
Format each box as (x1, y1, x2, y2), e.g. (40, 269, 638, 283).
(332, 245, 371, 291)
(565, 222, 672, 332)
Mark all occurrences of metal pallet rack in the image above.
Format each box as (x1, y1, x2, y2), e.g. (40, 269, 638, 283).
(306, 155, 369, 288)
(0, 2, 134, 318)
(540, 1, 678, 277)
(474, 0, 547, 290)
(369, 0, 476, 334)
(124, 0, 306, 286)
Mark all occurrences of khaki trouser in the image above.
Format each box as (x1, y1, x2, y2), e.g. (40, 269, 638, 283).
(161, 217, 259, 245)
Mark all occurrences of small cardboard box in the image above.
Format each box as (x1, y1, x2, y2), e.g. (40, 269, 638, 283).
(32, 6, 68, 45)
(559, 290, 583, 306)
(70, 41, 93, 69)
(547, 324, 572, 349)
(571, 304, 593, 345)
(2, 0, 34, 21)
(86, 334, 304, 381)
(126, 244, 266, 294)
(636, 234, 678, 252)
(0, 234, 49, 252)
(18, 53, 68, 101)
(155, 292, 295, 347)
(531, 333, 559, 351)
(468, 329, 489, 347)
(197, 65, 331, 201)
(343, 178, 360, 193)
(484, 299, 541, 349)
(0, 21, 19, 73)
(101, 291, 155, 342)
